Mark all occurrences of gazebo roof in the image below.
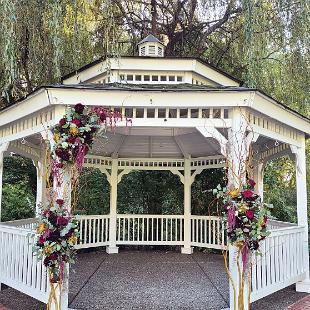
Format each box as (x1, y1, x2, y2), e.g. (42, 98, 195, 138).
(60, 56, 242, 85)
(137, 34, 164, 45)
(0, 55, 309, 160)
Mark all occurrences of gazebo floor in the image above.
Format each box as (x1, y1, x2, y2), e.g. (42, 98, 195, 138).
(0, 249, 308, 310)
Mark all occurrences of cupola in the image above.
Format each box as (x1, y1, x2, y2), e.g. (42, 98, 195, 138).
(138, 34, 165, 57)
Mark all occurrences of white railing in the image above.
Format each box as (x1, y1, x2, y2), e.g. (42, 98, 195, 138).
(0, 224, 49, 303)
(267, 219, 297, 230)
(191, 215, 227, 249)
(250, 225, 306, 302)
(116, 214, 184, 245)
(3, 218, 39, 230)
(0, 215, 306, 307)
(75, 215, 110, 249)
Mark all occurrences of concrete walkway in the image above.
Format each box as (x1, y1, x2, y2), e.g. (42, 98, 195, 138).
(0, 249, 308, 309)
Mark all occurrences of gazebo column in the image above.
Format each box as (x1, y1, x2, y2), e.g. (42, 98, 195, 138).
(228, 108, 249, 310)
(181, 157, 193, 254)
(253, 162, 264, 199)
(33, 160, 46, 217)
(107, 157, 119, 254)
(293, 135, 310, 292)
(0, 142, 9, 222)
(42, 132, 70, 310)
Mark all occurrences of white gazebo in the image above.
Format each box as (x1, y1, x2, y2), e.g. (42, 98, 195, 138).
(0, 36, 309, 309)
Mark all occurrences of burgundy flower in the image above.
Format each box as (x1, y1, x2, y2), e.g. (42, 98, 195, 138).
(48, 230, 60, 241)
(245, 210, 255, 220)
(74, 103, 84, 114)
(243, 189, 253, 199)
(56, 199, 64, 206)
(59, 150, 70, 161)
(248, 179, 256, 188)
(57, 216, 69, 226)
(68, 136, 76, 144)
(47, 211, 57, 225)
(55, 149, 62, 157)
(72, 118, 82, 127)
(59, 118, 66, 126)
(100, 113, 106, 122)
(44, 253, 58, 267)
(38, 235, 45, 245)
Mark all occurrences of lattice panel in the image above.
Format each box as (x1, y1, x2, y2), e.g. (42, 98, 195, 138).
(258, 143, 290, 162)
(83, 155, 226, 171)
(248, 112, 299, 141)
(0, 108, 55, 139)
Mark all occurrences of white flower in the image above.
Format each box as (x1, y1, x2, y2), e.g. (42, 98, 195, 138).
(85, 124, 92, 132)
(62, 142, 69, 148)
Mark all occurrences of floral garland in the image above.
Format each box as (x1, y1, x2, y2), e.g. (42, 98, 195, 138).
(34, 199, 79, 283)
(214, 178, 272, 268)
(52, 103, 122, 169)
(214, 179, 272, 309)
(34, 103, 125, 309)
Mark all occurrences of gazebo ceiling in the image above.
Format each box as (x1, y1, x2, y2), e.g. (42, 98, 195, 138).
(90, 127, 221, 158)
(23, 127, 288, 160)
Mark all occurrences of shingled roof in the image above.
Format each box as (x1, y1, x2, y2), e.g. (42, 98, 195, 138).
(138, 34, 164, 45)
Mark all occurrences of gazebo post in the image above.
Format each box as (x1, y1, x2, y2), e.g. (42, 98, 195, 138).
(0, 142, 9, 292)
(181, 157, 193, 254)
(228, 108, 249, 310)
(106, 157, 119, 254)
(253, 162, 264, 199)
(0, 142, 9, 222)
(293, 134, 310, 292)
(33, 159, 46, 217)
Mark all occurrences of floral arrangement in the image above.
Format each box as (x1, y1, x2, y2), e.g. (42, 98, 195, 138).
(52, 103, 122, 169)
(34, 199, 79, 283)
(214, 178, 272, 268)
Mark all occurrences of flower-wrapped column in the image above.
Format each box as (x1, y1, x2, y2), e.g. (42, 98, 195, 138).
(221, 108, 272, 310)
(227, 108, 249, 310)
(34, 104, 123, 309)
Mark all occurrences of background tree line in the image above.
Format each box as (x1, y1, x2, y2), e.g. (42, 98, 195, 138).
(0, 0, 308, 222)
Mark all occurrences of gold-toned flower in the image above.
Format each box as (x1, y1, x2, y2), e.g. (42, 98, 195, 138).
(229, 188, 240, 198)
(69, 126, 79, 136)
(37, 223, 47, 234)
(257, 217, 265, 227)
(53, 132, 60, 142)
(238, 203, 249, 213)
(68, 235, 77, 246)
(236, 241, 245, 249)
(43, 245, 54, 255)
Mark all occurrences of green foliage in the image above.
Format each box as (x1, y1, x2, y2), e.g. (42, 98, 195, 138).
(76, 168, 225, 216)
(77, 168, 110, 215)
(3, 155, 37, 194)
(1, 184, 35, 221)
(117, 171, 183, 214)
(192, 168, 226, 215)
(1, 155, 36, 221)
(264, 157, 297, 222)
